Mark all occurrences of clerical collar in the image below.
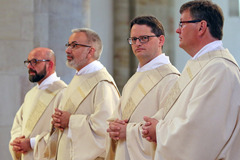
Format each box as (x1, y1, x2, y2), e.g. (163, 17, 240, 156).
(137, 54, 170, 72)
(75, 60, 104, 76)
(192, 40, 224, 60)
(37, 72, 60, 90)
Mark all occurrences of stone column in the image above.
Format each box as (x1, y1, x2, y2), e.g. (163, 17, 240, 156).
(0, 0, 90, 159)
(0, 0, 34, 159)
(47, 0, 90, 84)
(113, 0, 132, 91)
(135, 0, 175, 64)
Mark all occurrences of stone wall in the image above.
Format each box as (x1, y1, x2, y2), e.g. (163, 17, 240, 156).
(0, 0, 89, 159)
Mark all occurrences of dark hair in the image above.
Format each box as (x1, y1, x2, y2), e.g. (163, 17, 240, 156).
(130, 15, 165, 37)
(180, 0, 224, 40)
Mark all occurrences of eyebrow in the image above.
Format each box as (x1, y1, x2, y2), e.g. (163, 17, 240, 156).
(69, 41, 78, 44)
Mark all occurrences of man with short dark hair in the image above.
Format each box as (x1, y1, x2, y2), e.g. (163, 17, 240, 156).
(106, 16, 179, 160)
(9, 47, 67, 160)
(142, 1, 240, 160)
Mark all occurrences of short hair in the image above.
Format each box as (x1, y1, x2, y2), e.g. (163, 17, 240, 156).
(72, 28, 103, 60)
(130, 15, 165, 37)
(180, 0, 224, 40)
(46, 49, 56, 66)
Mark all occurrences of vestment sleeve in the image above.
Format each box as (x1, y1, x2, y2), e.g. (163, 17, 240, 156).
(69, 81, 119, 159)
(9, 104, 24, 160)
(33, 89, 65, 160)
(155, 60, 240, 160)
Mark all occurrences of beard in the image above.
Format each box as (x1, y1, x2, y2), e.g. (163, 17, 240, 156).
(66, 57, 85, 70)
(28, 65, 46, 83)
(66, 59, 78, 69)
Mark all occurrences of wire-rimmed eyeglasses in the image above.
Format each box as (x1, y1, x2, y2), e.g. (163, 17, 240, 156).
(127, 35, 158, 45)
(24, 59, 50, 67)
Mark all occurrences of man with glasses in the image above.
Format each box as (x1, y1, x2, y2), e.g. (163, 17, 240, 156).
(44, 28, 120, 160)
(105, 16, 179, 160)
(9, 47, 67, 160)
(142, 1, 240, 160)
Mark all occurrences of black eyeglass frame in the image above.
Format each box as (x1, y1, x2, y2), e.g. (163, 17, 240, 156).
(65, 42, 91, 49)
(178, 19, 202, 28)
(127, 35, 159, 45)
(24, 59, 50, 67)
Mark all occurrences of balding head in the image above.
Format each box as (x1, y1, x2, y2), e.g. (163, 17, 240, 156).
(27, 47, 56, 84)
(30, 47, 56, 67)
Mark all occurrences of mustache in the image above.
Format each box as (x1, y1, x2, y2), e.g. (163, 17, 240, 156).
(28, 69, 37, 74)
(67, 54, 73, 58)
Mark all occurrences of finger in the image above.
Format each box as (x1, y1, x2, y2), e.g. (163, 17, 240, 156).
(141, 129, 149, 135)
(107, 128, 113, 133)
(52, 117, 60, 123)
(112, 137, 120, 141)
(115, 119, 126, 125)
(109, 132, 120, 139)
(55, 108, 63, 114)
(52, 113, 61, 118)
(53, 123, 61, 127)
(109, 124, 120, 131)
(144, 121, 152, 126)
(12, 146, 22, 152)
(143, 116, 151, 122)
(146, 136, 152, 142)
(18, 135, 25, 139)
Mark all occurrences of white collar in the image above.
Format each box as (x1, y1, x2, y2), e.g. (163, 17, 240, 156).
(76, 60, 104, 75)
(192, 40, 224, 59)
(137, 54, 170, 72)
(37, 72, 60, 90)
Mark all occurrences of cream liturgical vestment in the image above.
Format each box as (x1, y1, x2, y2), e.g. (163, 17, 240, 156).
(45, 68, 119, 160)
(9, 80, 67, 160)
(154, 49, 240, 160)
(106, 64, 180, 160)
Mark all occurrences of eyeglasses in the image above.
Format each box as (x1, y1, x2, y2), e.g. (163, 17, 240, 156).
(178, 19, 202, 28)
(24, 59, 50, 67)
(65, 42, 91, 49)
(127, 35, 158, 45)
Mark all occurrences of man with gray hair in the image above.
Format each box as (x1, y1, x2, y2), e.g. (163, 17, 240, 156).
(9, 47, 67, 160)
(45, 28, 120, 160)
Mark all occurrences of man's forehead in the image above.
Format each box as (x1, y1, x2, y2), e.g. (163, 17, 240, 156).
(28, 50, 44, 59)
(68, 32, 87, 42)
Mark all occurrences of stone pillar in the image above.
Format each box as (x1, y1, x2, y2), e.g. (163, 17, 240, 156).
(113, 0, 131, 91)
(0, 0, 34, 159)
(135, 0, 175, 64)
(0, 0, 90, 159)
(47, 0, 90, 84)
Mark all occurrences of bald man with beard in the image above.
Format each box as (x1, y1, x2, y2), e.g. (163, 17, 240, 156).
(9, 47, 67, 160)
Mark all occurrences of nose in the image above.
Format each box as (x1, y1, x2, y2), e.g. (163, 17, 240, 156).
(65, 47, 72, 54)
(135, 38, 142, 45)
(27, 63, 33, 69)
(176, 27, 181, 34)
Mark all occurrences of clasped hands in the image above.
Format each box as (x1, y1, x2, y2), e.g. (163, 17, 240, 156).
(141, 116, 159, 143)
(10, 136, 31, 154)
(51, 108, 71, 131)
(107, 119, 128, 140)
(107, 116, 159, 143)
